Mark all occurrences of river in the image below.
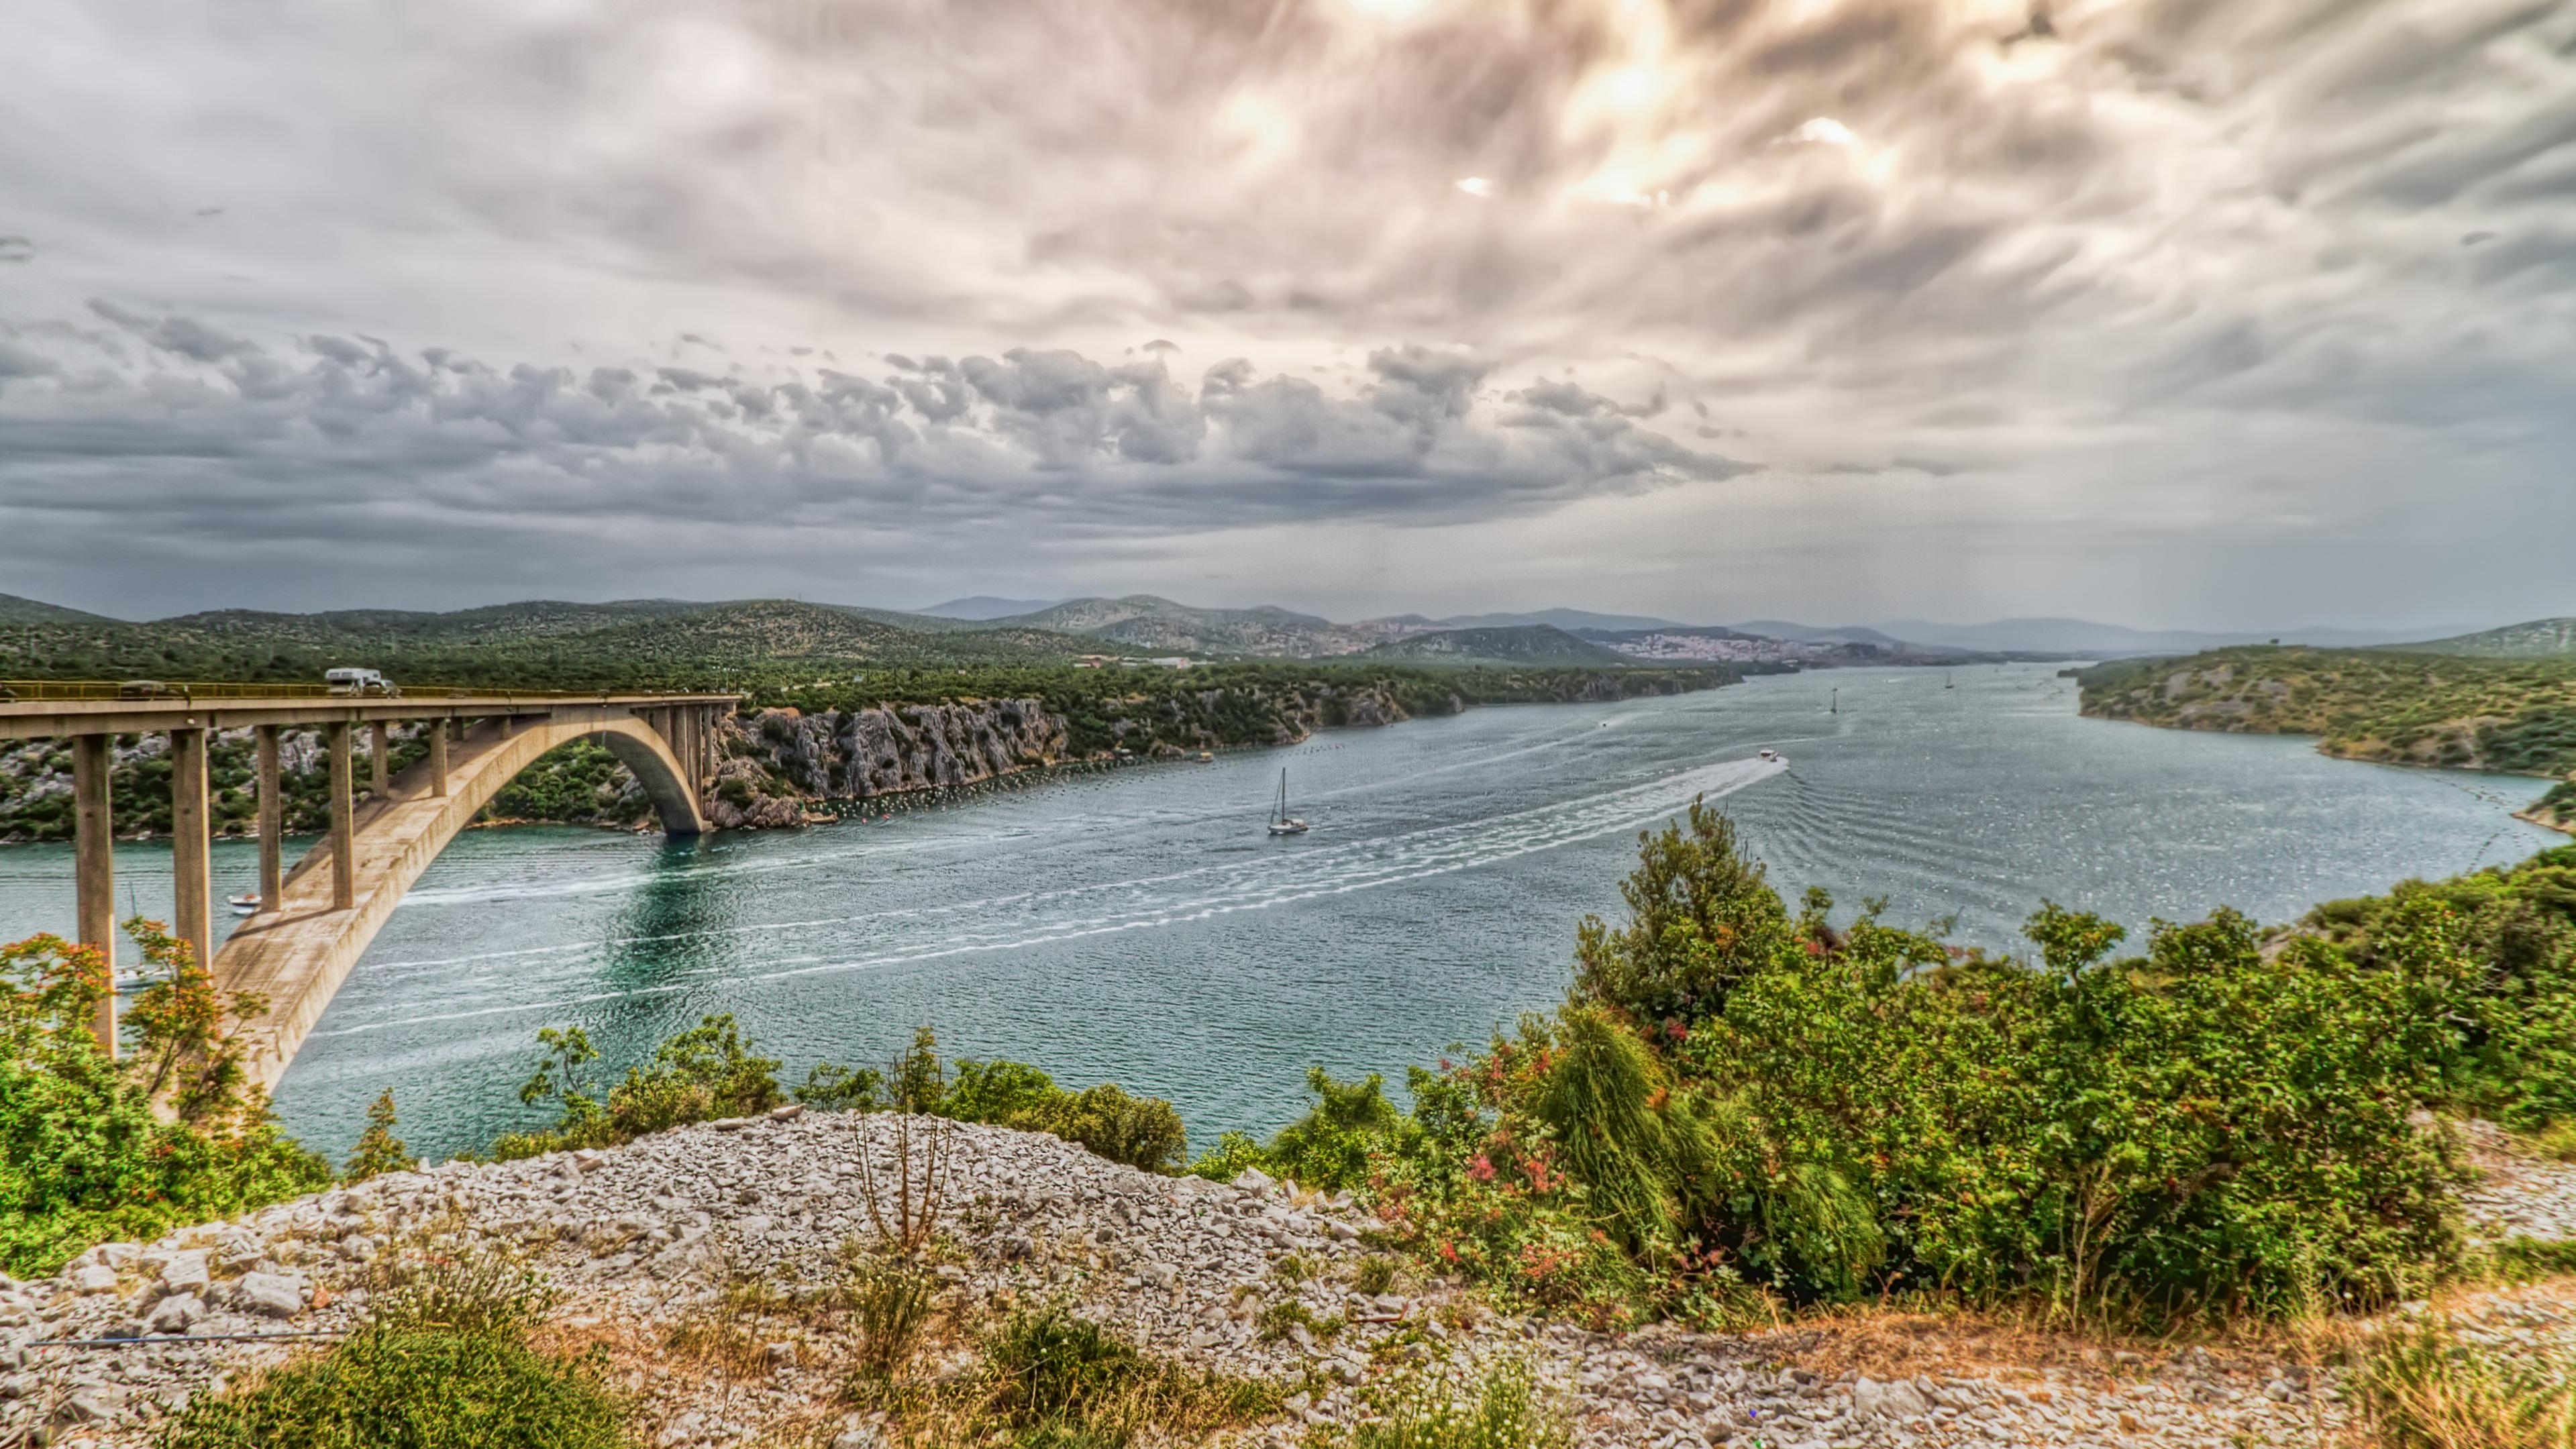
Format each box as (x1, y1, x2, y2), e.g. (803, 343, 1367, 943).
(0, 663, 2559, 1161)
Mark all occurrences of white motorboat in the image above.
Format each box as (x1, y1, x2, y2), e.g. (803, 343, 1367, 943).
(227, 893, 260, 916)
(1266, 768, 1309, 836)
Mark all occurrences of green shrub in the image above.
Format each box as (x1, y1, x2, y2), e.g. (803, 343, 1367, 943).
(1, 922, 330, 1277)
(1043, 1084, 1188, 1175)
(895, 1032, 1189, 1173)
(491, 1014, 780, 1159)
(1339, 802, 2485, 1326)
(796, 1059, 888, 1112)
(1261, 1069, 1406, 1191)
(160, 1255, 621, 1449)
(845, 1257, 940, 1381)
(2306, 845, 2576, 1132)
(1186, 1130, 1276, 1184)
(495, 1019, 1191, 1174)
(1332, 1358, 1566, 1449)
(978, 1303, 1272, 1446)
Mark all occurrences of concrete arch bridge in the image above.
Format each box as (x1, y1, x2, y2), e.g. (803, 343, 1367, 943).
(0, 687, 736, 1091)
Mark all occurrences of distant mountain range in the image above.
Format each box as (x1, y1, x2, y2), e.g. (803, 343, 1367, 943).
(1729, 616, 2492, 657)
(7, 587, 2558, 669)
(1868, 617, 2483, 655)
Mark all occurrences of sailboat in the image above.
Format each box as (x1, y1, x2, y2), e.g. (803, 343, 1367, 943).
(1266, 768, 1309, 836)
(1829, 688, 1838, 715)
(1945, 672, 1955, 690)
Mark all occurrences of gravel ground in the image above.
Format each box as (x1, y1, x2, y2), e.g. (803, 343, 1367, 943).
(2458, 1118, 2576, 1243)
(5, 1110, 2569, 1448)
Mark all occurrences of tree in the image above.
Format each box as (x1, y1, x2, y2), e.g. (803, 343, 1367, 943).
(344, 1089, 412, 1182)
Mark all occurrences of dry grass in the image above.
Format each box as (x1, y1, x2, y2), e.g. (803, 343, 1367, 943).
(663, 1260, 827, 1380)
(856, 1113, 956, 1257)
(1707, 1292, 2337, 1390)
(843, 1255, 942, 1381)
(2353, 1317, 2576, 1449)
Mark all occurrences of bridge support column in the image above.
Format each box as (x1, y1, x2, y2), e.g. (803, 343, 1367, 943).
(72, 733, 117, 1055)
(369, 721, 391, 798)
(170, 727, 212, 975)
(429, 720, 449, 797)
(327, 722, 356, 910)
(256, 725, 282, 914)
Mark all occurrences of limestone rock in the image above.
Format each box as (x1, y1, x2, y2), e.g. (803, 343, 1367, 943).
(234, 1272, 306, 1319)
(1853, 1376, 1933, 1424)
(158, 1250, 210, 1297)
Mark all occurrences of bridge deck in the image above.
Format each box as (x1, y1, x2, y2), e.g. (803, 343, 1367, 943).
(0, 690, 737, 742)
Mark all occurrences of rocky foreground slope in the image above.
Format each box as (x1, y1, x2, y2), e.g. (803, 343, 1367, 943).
(10, 1112, 2576, 1448)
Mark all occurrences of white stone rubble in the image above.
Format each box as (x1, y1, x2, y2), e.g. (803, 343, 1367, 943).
(5, 1111, 2569, 1446)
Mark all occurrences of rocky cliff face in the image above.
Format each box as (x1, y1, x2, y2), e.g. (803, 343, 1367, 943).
(705, 698, 1071, 828)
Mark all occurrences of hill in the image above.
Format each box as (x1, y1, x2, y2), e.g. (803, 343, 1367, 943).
(985, 595, 1388, 657)
(2387, 617, 2576, 659)
(1355, 624, 1632, 665)
(915, 595, 1066, 621)
(1731, 619, 1917, 648)
(0, 598, 1091, 690)
(2077, 645, 2576, 784)
(0, 592, 116, 626)
(1426, 607, 1690, 633)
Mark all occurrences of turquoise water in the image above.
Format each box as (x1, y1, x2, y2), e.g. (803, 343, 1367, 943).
(0, 664, 2558, 1161)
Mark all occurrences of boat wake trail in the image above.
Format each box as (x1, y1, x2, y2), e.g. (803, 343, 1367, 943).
(314, 757, 1785, 1036)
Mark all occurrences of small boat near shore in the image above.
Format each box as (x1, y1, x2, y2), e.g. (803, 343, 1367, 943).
(227, 893, 260, 916)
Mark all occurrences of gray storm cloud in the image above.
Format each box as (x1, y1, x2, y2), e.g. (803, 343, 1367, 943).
(0, 0, 2570, 622)
(0, 309, 1747, 550)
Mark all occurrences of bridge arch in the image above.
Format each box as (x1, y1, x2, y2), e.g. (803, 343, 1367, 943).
(215, 711, 708, 1092)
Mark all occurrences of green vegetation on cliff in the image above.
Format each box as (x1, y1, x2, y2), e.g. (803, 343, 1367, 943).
(2077, 646, 2576, 781)
(758, 661, 1726, 761)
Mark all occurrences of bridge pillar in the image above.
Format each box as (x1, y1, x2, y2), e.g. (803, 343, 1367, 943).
(72, 733, 117, 1055)
(429, 718, 449, 797)
(327, 722, 356, 910)
(256, 725, 282, 914)
(369, 721, 391, 798)
(170, 727, 213, 975)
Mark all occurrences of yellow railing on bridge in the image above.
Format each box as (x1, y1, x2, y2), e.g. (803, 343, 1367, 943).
(0, 680, 707, 704)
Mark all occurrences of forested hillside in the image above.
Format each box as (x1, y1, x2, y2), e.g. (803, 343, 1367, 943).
(2078, 646, 2576, 782)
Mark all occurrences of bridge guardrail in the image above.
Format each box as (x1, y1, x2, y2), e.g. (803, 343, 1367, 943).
(0, 680, 727, 704)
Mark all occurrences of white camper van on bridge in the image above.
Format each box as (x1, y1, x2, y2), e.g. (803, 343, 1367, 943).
(324, 667, 399, 698)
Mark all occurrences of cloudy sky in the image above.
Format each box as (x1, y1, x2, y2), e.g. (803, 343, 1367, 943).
(2, 0, 2571, 629)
